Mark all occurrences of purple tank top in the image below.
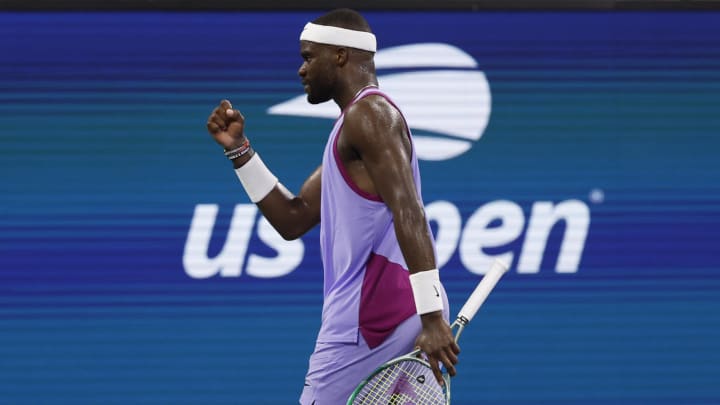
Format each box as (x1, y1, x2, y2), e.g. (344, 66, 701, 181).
(317, 87, 434, 348)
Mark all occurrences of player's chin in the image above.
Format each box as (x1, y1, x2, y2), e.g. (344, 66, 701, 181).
(307, 94, 329, 105)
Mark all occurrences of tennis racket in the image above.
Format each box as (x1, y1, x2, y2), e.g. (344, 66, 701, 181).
(347, 259, 510, 405)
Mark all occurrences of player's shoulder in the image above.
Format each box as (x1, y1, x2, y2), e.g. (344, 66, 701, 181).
(342, 94, 407, 147)
(345, 93, 401, 127)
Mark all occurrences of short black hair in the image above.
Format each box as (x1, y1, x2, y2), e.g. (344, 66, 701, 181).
(312, 8, 372, 33)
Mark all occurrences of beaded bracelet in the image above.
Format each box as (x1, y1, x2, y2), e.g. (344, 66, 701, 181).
(224, 139, 251, 161)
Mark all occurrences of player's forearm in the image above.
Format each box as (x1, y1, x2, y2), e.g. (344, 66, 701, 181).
(232, 150, 320, 240)
(392, 204, 437, 273)
(391, 201, 447, 317)
(397, 214, 445, 317)
(256, 186, 319, 240)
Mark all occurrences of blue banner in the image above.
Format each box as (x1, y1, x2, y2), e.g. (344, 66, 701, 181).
(1, 11, 719, 404)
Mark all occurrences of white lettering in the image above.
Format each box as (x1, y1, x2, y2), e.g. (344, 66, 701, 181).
(184, 198, 591, 278)
(517, 200, 590, 274)
(183, 204, 256, 279)
(459, 200, 524, 274)
(425, 200, 462, 269)
(245, 217, 304, 278)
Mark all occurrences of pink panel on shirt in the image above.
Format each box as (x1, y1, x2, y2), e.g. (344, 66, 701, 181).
(359, 252, 416, 349)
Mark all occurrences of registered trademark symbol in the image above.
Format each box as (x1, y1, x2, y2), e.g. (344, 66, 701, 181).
(589, 188, 605, 204)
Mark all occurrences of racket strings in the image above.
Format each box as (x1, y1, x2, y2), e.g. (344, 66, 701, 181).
(352, 359, 445, 404)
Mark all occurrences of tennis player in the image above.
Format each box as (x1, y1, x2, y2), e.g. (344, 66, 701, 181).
(206, 9, 460, 404)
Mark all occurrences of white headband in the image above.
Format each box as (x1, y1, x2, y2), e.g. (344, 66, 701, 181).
(299, 22, 377, 53)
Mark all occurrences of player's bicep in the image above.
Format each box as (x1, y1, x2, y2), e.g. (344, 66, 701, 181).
(366, 146, 416, 208)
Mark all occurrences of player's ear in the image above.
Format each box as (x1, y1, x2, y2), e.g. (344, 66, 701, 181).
(335, 47, 349, 67)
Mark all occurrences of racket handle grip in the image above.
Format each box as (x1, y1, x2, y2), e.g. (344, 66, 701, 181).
(457, 259, 509, 323)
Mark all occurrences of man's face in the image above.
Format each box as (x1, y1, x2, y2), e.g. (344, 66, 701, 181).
(298, 41, 336, 104)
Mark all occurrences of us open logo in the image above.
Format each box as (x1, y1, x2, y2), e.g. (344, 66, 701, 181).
(268, 43, 491, 161)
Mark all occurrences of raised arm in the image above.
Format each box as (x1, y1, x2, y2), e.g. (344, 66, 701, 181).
(206, 100, 321, 240)
(340, 96, 460, 383)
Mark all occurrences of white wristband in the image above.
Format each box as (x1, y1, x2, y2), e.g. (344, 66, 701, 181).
(234, 153, 278, 203)
(409, 269, 444, 315)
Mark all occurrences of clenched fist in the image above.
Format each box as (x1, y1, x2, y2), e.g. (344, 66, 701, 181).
(206, 99, 247, 150)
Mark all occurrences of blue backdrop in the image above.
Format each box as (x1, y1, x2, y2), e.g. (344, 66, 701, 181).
(1, 11, 719, 404)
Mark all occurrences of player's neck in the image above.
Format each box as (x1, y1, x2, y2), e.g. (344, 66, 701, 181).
(335, 80, 378, 111)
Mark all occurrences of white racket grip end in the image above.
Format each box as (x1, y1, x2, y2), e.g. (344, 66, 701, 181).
(457, 259, 509, 323)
